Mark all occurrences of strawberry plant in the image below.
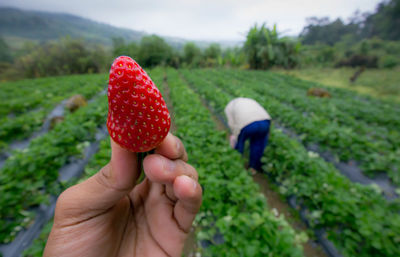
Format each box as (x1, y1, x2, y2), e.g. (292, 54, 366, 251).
(0, 74, 107, 149)
(180, 68, 400, 257)
(21, 68, 305, 257)
(188, 69, 400, 186)
(23, 139, 112, 257)
(0, 94, 107, 243)
(0, 74, 107, 117)
(164, 68, 305, 257)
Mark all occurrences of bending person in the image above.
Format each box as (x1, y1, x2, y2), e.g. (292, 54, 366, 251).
(225, 97, 271, 172)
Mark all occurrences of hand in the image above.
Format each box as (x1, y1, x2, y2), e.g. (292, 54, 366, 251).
(44, 133, 202, 257)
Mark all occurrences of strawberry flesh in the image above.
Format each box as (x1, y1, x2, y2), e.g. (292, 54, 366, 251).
(107, 56, 170, 152)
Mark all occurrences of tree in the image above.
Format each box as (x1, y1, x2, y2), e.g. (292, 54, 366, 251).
(300, 0, 400, 44)
(300, 17, 360, 45)
(0, 37, 12, 63)
(244, 23, 300, 69)
(183, 42, 202, 67)
(203, 43, 222, 67)
(112, 37, 139, 60)
(362, 0, 400, 40)
(15, 37, 107, 78)
(222, 47, 246, 67)
(137, 35, 172, 67)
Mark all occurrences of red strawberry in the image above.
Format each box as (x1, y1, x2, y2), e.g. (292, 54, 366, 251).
(107, 56, 171, 152)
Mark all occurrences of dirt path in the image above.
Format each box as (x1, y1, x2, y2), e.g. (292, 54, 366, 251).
(252, 173, 328, 257)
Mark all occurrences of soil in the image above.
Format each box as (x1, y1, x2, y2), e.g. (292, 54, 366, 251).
(253, 173, 328, 257)
(183, 227, 198, 257)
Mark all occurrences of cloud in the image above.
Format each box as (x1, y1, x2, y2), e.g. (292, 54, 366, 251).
(0, 0, 382, 41)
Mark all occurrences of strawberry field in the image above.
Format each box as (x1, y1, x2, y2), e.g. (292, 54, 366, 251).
(0, 69, 399, 257)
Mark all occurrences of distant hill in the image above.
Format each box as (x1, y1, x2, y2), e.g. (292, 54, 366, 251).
(0, 7, 242, 50)
(0, 7, 146, 47)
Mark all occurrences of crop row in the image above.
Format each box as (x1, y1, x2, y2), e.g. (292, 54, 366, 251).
(253, 71, 400, 130)
(179, 69, 400, 257)
(0, 74, 107, 117)
(162, 68, 306, 256)
(18, 68, 305, 257)
(0, 110, 46, 153)
(0, 75, 107, 152)
(21, 138, 112, 257)
(186, 69, 399, 186)
(220, 69, 399, 148)
(0, 93, 108, 243)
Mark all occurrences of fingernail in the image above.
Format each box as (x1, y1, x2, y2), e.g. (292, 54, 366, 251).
(191, 178, 197, 190)
(182, 175, 197, 190)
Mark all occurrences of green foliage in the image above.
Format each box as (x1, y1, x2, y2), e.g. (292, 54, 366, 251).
(20, 70, 305, 257)
(0, 7, 144, 46)
(111, 39, 243, 69)
(278, 67, 400, 102)
(298, 38, 400, 68)
(203, 43, 222, 67)
(0, 75, 107, 243)
(363, 0, 400, 40)
(22, 139, 111, 257)
(164, 68, 305, 256)
(0, 74, 107, 116)
(10, 37, 108, 78)
(136, 35, 173, 67)
(301, 0, 400, 45)
(298, 0, 400, 68)
(183, 42, 203, 68)
(0, 74, 106, 149)
(380, 55, 399, 68)
(205, 68, 400, 185)
(112, 37, 140, 62)
(244, 24, 301, 69)
(181, 68, 400, 257)
(301, 17, 360, 46)
(22, 221, 53, 257)
(0, 37, 12, 63)
(112, 36, 182, 68)
(264, 130, 400, 257)
(221, 47, 247, 68)
(204, 43, 222, 60)
(300, 44, 337, 67)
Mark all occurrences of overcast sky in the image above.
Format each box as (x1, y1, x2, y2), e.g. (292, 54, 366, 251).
(1, 0, 382, 41)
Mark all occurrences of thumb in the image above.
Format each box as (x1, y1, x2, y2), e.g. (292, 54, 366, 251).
(55, 139, 139, 219)
(107, 139, 140, 192)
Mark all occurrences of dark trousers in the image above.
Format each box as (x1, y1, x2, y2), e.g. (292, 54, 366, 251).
(235, 120, 270, 170)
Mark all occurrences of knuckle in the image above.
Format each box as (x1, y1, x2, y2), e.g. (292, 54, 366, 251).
(54, 186, 76, 219)
(179, 161, 198, 181)
(56, 187, 73, 207)
(174, 135, 187, 160)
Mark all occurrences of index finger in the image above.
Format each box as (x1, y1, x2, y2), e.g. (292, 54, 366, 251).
(155, 133, 188, 162)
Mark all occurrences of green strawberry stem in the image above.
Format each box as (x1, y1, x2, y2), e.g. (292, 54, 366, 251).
(137, 150, 155, 183)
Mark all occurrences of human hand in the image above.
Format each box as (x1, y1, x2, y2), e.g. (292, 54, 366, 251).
(44, 133, 202, 257)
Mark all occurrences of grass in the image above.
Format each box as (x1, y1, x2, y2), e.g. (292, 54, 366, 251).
(274, 67, 400, 103)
